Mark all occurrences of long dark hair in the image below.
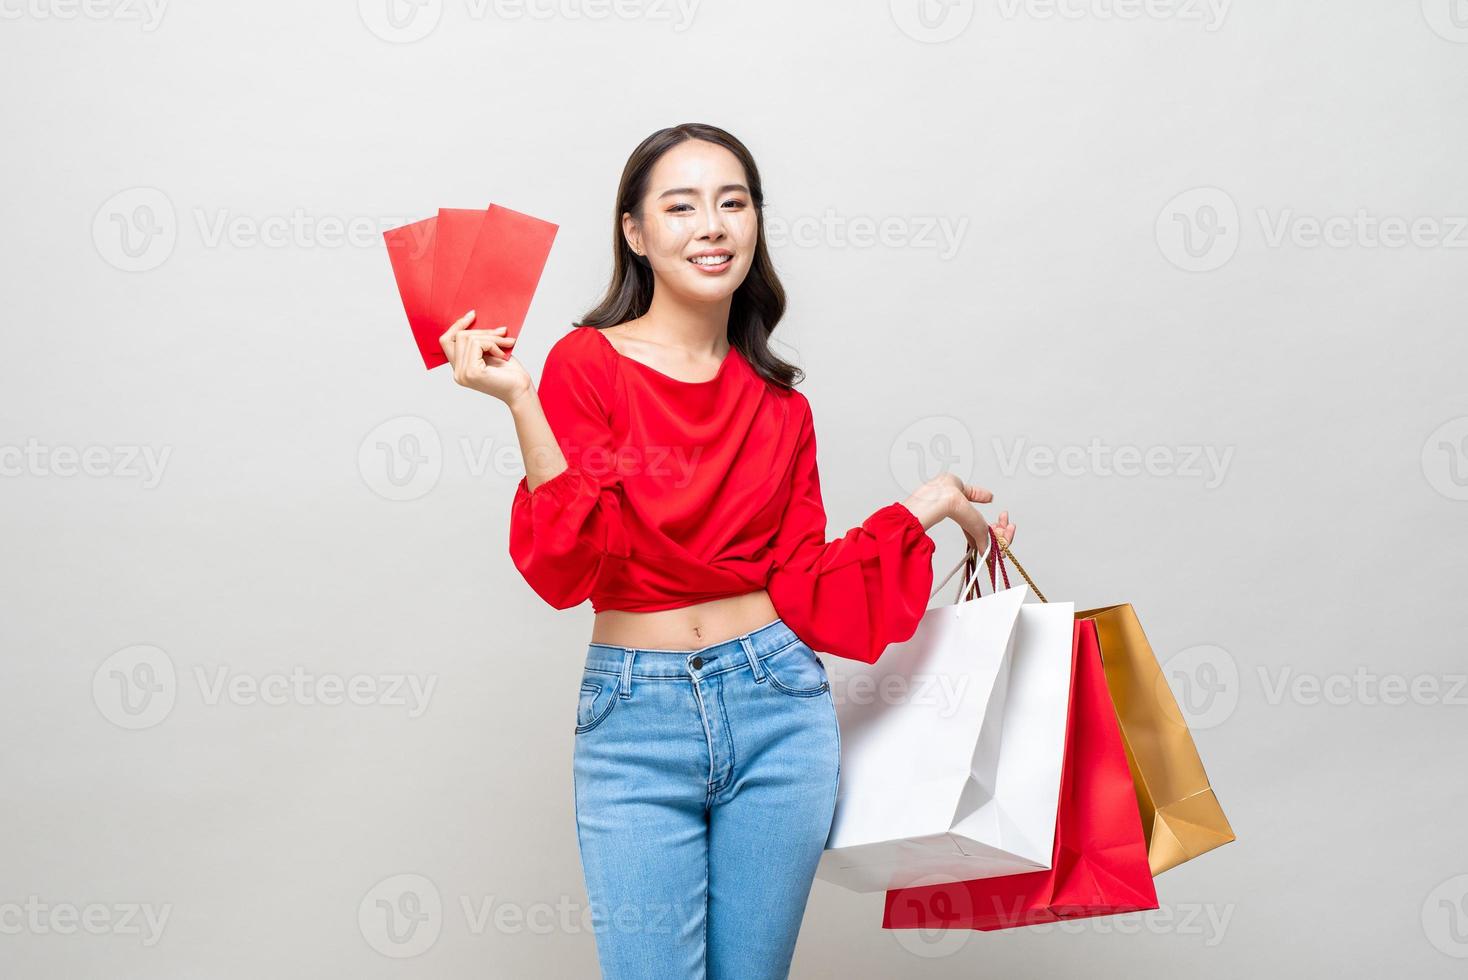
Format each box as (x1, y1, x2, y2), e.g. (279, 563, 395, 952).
(577, 123, 802, 389)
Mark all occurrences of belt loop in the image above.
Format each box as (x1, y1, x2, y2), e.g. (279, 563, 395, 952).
(620, 648, 635, 699)
(740, 636, 766, 684)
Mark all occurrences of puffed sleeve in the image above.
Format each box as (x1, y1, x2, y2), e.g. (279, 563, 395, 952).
(509, 331, 628, 609)
(765, 398, 936, 663)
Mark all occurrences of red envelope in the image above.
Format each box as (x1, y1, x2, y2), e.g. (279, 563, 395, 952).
(384, 204, 558, 370)
(449, 204, 558, 354)
(427, 207, 490, 341)
(383, 216, 439, 370)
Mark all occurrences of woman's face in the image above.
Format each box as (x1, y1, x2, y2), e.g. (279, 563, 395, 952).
(623, 139, 758, 306)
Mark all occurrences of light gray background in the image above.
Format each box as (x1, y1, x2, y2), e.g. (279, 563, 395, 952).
(3, 1, 1466, 977)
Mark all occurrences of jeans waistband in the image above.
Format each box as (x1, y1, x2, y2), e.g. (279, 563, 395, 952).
(583, 616, 801, 680)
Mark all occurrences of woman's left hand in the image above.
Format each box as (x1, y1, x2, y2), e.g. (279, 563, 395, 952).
(901, 473, 1016, 554)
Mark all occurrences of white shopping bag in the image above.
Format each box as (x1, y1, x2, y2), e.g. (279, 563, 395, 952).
(816, 544, 1074, 893)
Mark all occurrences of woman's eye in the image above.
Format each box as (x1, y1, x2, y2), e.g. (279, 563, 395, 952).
(667, 199, 746, 213)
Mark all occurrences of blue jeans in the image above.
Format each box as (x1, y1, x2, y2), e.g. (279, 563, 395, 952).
(572, 617, 842, 980)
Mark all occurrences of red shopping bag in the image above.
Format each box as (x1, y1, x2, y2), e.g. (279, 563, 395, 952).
(882, 617, 1158, 931)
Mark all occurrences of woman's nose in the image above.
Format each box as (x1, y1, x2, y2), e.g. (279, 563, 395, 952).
(699, 205, 726, 238)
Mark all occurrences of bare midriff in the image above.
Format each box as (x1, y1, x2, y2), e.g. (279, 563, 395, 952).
(590, 589, 781, 651)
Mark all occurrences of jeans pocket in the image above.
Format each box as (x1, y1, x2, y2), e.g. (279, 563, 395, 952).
(762, 640, 830, 698)
(575, 674, 620, 734)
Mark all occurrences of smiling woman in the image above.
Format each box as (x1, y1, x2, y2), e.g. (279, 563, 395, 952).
(435, 122, 1012, 980)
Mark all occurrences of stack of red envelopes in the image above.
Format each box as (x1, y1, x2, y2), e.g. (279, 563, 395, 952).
(383, 204, 558, 369)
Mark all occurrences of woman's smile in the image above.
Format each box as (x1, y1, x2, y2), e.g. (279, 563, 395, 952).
(688, 248, 734, 273)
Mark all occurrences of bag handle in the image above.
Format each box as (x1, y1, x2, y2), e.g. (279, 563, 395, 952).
(930, 531, 992, 603)
(929, 526, 1049, 605)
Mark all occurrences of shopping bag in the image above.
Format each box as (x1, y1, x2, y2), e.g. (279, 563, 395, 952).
(816, 538, 1074, 893)
(883, 615, 1159, 930)
(1076, 602, 1236, 875)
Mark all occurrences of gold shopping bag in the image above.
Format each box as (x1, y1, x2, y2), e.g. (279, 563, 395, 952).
(1074, 601, 1236, 875)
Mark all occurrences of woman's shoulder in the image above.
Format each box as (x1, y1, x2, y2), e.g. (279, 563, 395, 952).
(543, 324, 616, 382)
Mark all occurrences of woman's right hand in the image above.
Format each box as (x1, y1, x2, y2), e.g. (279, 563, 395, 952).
(439, 310, 533, 405)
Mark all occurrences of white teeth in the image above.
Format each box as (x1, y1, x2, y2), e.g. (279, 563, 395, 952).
(690, 255, 731, 266)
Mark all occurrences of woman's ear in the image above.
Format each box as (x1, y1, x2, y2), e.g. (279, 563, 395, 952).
(621, 211, 642, 256)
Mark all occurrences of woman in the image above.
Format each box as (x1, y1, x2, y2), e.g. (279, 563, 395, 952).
(439, 123, 1014, 979)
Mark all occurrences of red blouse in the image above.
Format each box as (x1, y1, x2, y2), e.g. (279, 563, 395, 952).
(508, 325, 936, 663)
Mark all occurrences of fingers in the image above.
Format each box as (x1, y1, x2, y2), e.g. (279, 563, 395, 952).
(961, 482, 994, 504)
(988, 511, 1016, 548)
(438, 309, 476, 363)
(464, 328, 514, 360)
(450, 327, 516, 386)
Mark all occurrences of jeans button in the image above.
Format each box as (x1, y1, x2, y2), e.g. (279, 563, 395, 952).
(690, 656, 704, 670)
